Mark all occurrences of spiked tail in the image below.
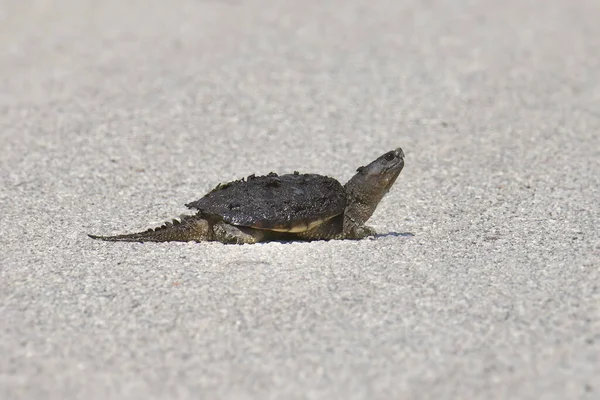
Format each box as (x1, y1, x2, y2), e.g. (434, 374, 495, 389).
(88, 215, 212, 243)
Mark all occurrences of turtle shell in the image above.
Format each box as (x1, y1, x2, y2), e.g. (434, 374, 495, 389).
(186, 172, 346, 232)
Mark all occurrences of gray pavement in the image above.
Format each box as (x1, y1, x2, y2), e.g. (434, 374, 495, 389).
(1, 0, 599, 399)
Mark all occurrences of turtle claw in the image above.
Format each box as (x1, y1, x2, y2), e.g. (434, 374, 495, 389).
(352, 225, 377, 239)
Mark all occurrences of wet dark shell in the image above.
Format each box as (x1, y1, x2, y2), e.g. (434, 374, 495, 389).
(186, 173, 346, 232)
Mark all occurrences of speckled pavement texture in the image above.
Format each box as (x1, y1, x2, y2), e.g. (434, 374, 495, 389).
(1, 0, 599, 399)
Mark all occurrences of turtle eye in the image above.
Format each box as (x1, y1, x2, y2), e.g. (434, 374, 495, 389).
(384, 152, 395, 161)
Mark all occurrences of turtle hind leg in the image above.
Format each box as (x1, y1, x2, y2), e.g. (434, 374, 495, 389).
(212, 222, 267, 244)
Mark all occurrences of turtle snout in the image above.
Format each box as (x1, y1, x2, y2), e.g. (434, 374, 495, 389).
(395, 148, 405, 159)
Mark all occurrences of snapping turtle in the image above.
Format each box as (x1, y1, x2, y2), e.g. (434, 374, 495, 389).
(89, 148, 405, 244)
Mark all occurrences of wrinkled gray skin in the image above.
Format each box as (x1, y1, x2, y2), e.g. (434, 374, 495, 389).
(89, 148, 405, 244)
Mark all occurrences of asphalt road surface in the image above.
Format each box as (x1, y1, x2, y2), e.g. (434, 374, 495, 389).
(1, 0, 599, 399)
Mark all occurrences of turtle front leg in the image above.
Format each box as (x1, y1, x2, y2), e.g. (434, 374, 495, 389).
(212, 222, 266, 244)
(344, 224, 377, 239)
(342, 214, 377, 240)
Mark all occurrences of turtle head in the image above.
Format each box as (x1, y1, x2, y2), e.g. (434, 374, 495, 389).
(343, 148, 405, 231)
(352, 148, 405, 195)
